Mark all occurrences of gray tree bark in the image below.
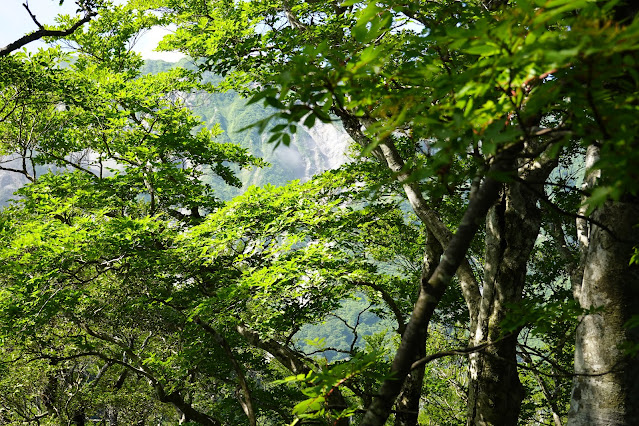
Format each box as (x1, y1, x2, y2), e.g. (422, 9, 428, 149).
(336, 109, 533, 425)
(567, 197, 639, 425)
(466, 187, 533, 426)
(394, 362, 426, 426)
(466, 145, 557, 426)
(360, 149, 514, 425)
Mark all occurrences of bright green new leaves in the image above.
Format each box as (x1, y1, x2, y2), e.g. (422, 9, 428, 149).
(274, 351, 383, 423)
(163, 0, 639, 209)
(0, 2, 268, 422)
(179, 170, 422, 333)
(52, 1, 165, 74)
(0, 55, 263, 215)
(0, 0, 438, 423)
(153, 2, 639, 423)
(0, 165, 426, 423)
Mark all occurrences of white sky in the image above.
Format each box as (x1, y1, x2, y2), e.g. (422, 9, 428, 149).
(0, 0, 183, 61)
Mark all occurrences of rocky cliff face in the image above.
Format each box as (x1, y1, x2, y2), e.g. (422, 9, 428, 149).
(295, 121, 351, 180)
(209, 120, 351, 200)
(256, 120, 350, 185)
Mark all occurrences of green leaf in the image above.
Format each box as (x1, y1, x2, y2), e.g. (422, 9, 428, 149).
(292, 395, 325, 415)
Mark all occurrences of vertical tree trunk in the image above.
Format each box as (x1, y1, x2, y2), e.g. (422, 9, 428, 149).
(566, 2, 639, 421)
(394, 357, 426, 426)
(466, 145, 557, 426)
(465, 13, 536, 426)
(361, 155, 507, 426)
(467, 182, 540, 425)
(567, 198, 639, 425)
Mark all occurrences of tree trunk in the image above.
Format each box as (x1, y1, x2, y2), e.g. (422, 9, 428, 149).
(467, 184, 538, 425)
(567, 198, 639, 425)
(566, 2, 639, 422)
(360, 154, 509, 425)
(193, 317, 256, 426)
(395, 232, 443, 426)
(394, 353, 426, 426)
(466, 147, 557, 425)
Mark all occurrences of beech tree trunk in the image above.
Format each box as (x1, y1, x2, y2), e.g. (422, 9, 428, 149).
(394, 361, 426, 426)
(106, 406, 118, 426)
(567, 198, 639, 425)
(337, 108, 528, 425)
(467, 151, 556, 425)
(360, 151, 512, 425)
(467, 188, 532, 425)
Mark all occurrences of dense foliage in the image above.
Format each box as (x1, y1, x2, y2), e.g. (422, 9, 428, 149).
(1, 0, 638, 425)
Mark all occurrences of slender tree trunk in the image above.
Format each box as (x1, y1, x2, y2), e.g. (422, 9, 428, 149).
(394, 362, 426, 426)
(361, 154, 510, 425)
(567, 197, 639, 425)
(335, 110, 482, 332)
(106, 406, 118, 426)
(193, 317, 256, 426)
(395, 232, 443, 426)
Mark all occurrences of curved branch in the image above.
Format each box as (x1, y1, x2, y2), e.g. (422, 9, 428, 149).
(76, 325, 222, 425)
(352, 280, 406, 335)
(193, 317, 256, 426)
(236, 323, 312, 375)
(333, 109, 482, 327)
(411, 332, 518, 370)
(410, 342, 490, 370)
(0, 10, 96, 58)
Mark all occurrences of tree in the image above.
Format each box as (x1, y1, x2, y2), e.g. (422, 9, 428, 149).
(2, 6, 442, 425)
(0, 3, 261, 424)
(160, 0, 639, 424)
(2, 0, 638, 424)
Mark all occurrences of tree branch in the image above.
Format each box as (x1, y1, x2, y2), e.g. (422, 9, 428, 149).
(411, 342, 489, 370)
(0, 9, 96, 57)
(236, 323, 312, 375)
(352, 280, 406, 335)
(360, 145, 519, 426)
(333, 109, 482, 328)
(193, 317, 256, 426)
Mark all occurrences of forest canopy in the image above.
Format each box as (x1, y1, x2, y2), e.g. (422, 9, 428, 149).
(0, 0, 638, 425)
